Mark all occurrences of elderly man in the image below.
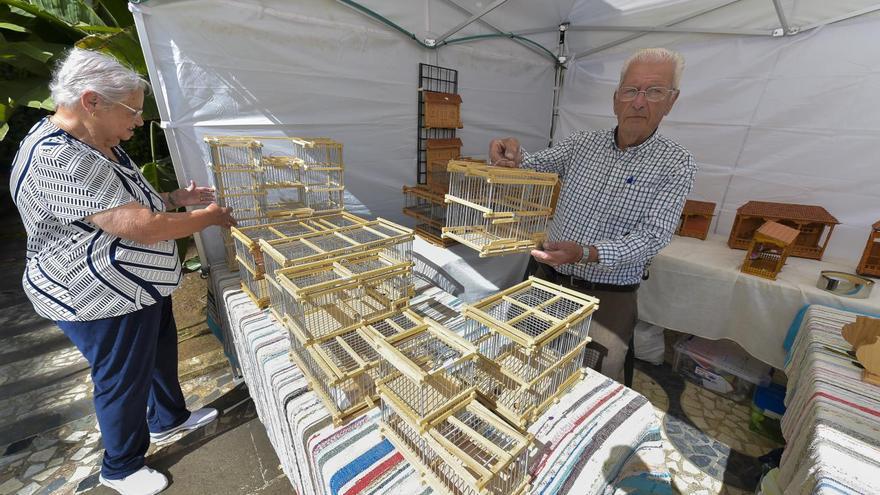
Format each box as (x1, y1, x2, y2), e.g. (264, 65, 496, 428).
(489, 47, 696, 384)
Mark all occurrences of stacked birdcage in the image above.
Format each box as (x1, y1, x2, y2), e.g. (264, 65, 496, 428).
(365, 317, 533, 495)
(258, 219, 413, 318)
(286, 309, 426, 425)
(461, 277, 598, 428)
(230, 212, 372, 308)
(379, 393, 532, 495)
(442, 161, 558, 257)
(402, 185, 455, 247)
(205, 136, 345, 269)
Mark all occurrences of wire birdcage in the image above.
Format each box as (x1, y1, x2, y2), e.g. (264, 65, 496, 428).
(230, 212, 371, 308)
(276, 250, 413, 345)
(379, 396, 532, 495)
(443, 161, 558, 257)
(363, 318, 477, 430)
(461, 277, 598, 427)
(259, 219, 414, 282)
(402, 185, 457, 247)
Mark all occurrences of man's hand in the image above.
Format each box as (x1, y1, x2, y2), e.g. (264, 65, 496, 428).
(489, 137, 522, 168)
(531, 240, 596, 267)
(170, 180, 216, 208)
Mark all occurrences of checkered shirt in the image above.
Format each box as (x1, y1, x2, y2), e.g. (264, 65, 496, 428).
(523, 128, 696, 286)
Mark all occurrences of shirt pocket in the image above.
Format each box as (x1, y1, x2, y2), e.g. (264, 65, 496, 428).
(613, 183, 657, 226)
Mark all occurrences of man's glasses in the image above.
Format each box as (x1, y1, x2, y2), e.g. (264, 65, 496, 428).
(96, 92, 144, 117)
(617, 86, 677, 102)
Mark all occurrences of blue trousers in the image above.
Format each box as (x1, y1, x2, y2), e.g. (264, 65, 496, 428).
(57, 296, 189, 479)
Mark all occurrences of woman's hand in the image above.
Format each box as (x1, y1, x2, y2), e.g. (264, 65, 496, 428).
(170, 180, 216, 208)
(205, 203, 236, 229)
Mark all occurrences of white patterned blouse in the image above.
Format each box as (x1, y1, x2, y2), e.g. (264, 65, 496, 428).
(523, 128, 696, 286)
(10, 118, 181, 321)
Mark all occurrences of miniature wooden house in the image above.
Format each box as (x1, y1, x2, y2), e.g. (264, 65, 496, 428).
(857, 221, 880, 278)
(677, 199, 716, 240)
(425, 138, 461, 193)
(422, 91, 463, 129)
(740, 221, 800, 280)
(443, 161, 559, 257)
(402, 185, 456, 247)
(728, 201, 838, 260)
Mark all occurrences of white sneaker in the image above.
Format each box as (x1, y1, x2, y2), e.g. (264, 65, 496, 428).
(99, 466, 168, 495)
(150, 407, 219, 443)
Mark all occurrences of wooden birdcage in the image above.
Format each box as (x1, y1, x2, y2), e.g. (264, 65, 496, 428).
(423, 91, 463, 129)
(379, 395, 532, 495)
(402, 185, 457, 247)
(362, 318, 478, 430)
(443, 161, 558, 257)
(740, 221, 800, 280)
(677, 199, 716, 240)
(286, 309, 428, 426)
(857, 221, 880, 278)
(231, 212, 371, 308)
(461, 277, 598, 427)
(425, 138, 461, 194)
(276, 250, 413, 345)
(728, 201, 838, 260)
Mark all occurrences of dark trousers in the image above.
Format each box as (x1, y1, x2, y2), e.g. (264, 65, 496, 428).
(529, 261, 638, 386)
(56, 297, 188, 479)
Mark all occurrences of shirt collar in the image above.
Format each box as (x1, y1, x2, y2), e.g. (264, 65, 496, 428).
(608, 126, 659, 154)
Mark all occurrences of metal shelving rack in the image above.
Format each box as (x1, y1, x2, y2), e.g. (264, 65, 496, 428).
(417, 63, 459, 185)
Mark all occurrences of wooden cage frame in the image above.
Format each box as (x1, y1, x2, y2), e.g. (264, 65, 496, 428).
(379, 395, 532, 495)
(857, 221, 880, 278)
(276, 250, 414, 345)
(443, 161, 559, 257)
(425, 138, 462, 194)
(402, 185, 457, 247)
(362, 318, 478, 431)
(740, 221, 799, 280)
(462, 276, 599, 352)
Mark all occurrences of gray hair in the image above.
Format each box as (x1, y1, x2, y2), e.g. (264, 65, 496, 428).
(619, 48, 685, 89)
(49, 48, 150, 109)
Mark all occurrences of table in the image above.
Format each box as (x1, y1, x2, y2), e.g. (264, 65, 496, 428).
(638, 234, 880, 369)
(777, 305, 880, 494)
(211, 266, 673, 494)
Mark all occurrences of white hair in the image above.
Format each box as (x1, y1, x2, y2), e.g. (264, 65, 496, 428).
(619, 48, 685, 89)
(49, 48, 150, 109)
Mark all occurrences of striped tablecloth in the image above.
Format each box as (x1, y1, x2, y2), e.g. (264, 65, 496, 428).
(211, 266, 672, 495)
(779, 305, 880, 494)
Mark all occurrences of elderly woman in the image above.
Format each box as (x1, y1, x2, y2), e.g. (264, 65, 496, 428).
(9, 48, 235, 495)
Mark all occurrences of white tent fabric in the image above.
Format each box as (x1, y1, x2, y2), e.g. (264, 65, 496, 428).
(132, 0, 880, 273)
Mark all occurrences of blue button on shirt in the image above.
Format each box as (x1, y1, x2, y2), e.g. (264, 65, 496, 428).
(523, 128, 696, 286)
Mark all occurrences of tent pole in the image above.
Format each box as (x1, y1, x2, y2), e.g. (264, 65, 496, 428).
(770, 0, 792, 34)
(549, 24, 568, 147)
(437, 0, 553, 62)
(517, 25, 768, 36)
(801, 3, 880, 31)
(434, 0, 511, 44)
(570, 0, 744, 60)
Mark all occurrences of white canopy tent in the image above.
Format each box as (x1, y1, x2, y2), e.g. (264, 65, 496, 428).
(131, 0, 880, 281)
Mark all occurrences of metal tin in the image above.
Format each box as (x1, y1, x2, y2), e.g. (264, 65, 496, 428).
(816, 271, 874, 299)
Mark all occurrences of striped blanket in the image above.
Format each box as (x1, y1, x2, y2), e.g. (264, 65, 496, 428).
(213, 267, 671, 494)
(779, 305, 880, 495)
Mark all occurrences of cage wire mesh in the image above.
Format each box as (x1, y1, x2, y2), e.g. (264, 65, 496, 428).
(443, 161, 558, 257)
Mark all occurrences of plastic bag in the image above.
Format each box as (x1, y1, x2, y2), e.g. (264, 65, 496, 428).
(634, 320, 665, 365)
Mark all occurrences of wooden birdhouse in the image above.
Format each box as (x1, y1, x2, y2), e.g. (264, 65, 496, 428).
(842, 316, 880, 385)
(857, 221, 880, 278)
(422, 91, 463, 129)
(728, 201, 838, 260)
(424, 138, 461, 194)
(677, 199, 716, 240)
(740, 221, 800, 280)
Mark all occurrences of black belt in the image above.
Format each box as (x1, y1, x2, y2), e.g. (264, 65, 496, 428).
(543, 266, 640, 293)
